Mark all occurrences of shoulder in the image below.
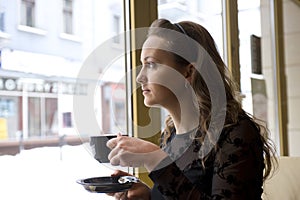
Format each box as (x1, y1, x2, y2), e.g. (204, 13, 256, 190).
(227, 115, 260, 140)
(217, 115, 262, 150)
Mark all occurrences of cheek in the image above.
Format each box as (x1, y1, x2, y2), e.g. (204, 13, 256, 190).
(153, 79, 185, 99)
(152, 84, 177, 102)
(154, 85, 170, 95)
(147, 66, 186, 97)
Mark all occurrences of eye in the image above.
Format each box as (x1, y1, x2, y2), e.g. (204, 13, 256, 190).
(146, 61, 157, 69)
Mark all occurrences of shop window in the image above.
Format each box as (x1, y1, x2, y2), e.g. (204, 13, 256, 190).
(45, 98, 58, 135)
(28, 97, 58, 137)
(28, 97, 41, 137)
(0, 97, 19, 139)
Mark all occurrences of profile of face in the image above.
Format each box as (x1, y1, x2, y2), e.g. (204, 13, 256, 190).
(136, 36, 189, 109)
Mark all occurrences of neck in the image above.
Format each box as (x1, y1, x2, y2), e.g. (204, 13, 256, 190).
(166, 99, 199, 134)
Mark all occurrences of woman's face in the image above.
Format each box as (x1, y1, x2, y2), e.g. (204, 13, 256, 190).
(137, 36, 187, 108)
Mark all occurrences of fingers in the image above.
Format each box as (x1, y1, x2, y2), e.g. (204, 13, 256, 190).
(111, 170, 132, 176)
(106, 135, 146, 167)
(107, 171, 132, 199)
(121, 191, 129, 200)
(108, 146, 122, 165)
(109, 150, 137, 167)
(106, 191, 128, 200)
(107, 135, 129, 166)
(106, 134, 128, 149)
(106, 136, 119, 149)
(111, 151, 144, 167)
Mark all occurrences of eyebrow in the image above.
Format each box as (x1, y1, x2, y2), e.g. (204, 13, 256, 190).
(141, 56, 161, 64)
(140, 56, 151, 63)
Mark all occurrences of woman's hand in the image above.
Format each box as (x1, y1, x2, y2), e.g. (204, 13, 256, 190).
(107, 134, 168, 171)
(106, 170, 151, 200)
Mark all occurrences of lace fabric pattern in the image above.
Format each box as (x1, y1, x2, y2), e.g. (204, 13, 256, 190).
(149, 116, 264, 200)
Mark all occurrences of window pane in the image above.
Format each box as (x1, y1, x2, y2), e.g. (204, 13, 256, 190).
(281, 0, 300, 156)
(158, 0, 224, 126)
(238, 0, 279, 152)
(63, 13, 73, 34)
(0, 1, 127, 199)
(0, 12, 5, 32)
(28, 97, 41, 137)
(113, 15, 120, 43)
(45, 98, 58, 136)
(63, 0, 73, 9)
(0, 96, 20, 139)
(21, 0, 35, 27)
(63, 0, 73, 34)
(158, 0, 223, 57)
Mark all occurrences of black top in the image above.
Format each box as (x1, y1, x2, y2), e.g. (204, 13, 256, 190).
(149, 115, 264, 200)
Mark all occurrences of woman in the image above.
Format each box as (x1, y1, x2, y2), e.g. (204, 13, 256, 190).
(106, 18, 277, 200)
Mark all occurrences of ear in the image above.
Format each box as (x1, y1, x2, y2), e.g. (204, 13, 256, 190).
(184, 63, 196, 82)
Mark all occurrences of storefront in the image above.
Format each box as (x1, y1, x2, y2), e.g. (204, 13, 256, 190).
(0, 70, 89, 140)
(0, 48, 127, 156)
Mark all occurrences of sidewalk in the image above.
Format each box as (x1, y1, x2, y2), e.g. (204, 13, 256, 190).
(0, 144, 117, 200)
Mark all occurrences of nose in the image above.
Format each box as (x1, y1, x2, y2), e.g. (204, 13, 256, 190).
(136, 67, 147, 84)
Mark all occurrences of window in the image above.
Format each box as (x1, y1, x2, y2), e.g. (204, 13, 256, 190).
(27, 96, 58, 137)
(20, 0, 35, 27)
(158, 0, 224, 127)
(237, 0, 280, 151)
(237, 0, 300, 156)
(62, 0, 73, 34)
(0, 11, 5, 32)
(0, 0, 146, 199)
(158, 0, 223, 59)
(0, 96, 19, 139)
(28, 97, 41, 137)
(113, 15, 120, 43)
(62, 112, 72, 128)
(45, 98, 58, 135)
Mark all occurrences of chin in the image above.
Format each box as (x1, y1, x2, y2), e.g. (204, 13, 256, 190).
(144, 101, 154, 107)
(144, 100, 161, 108)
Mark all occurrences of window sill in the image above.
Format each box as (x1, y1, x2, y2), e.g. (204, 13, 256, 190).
(59, 33, 82, 43)
(17, 25, 47, 36)
(0, 31, 10, 40)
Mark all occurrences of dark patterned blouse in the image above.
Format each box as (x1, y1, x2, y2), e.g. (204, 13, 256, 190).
(149, 115, 264, 200)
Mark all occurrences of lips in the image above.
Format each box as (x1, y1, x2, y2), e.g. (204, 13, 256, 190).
(142, 89, 150, 93)
(141, 87, 150, 94)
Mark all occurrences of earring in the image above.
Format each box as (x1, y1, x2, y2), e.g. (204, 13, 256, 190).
(185, 80, 189, 88)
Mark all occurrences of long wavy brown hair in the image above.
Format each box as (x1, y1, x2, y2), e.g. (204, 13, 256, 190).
(147, 18, 277, 180)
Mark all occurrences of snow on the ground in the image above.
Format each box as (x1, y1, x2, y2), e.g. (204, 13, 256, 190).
(0, 144, 123, 200)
